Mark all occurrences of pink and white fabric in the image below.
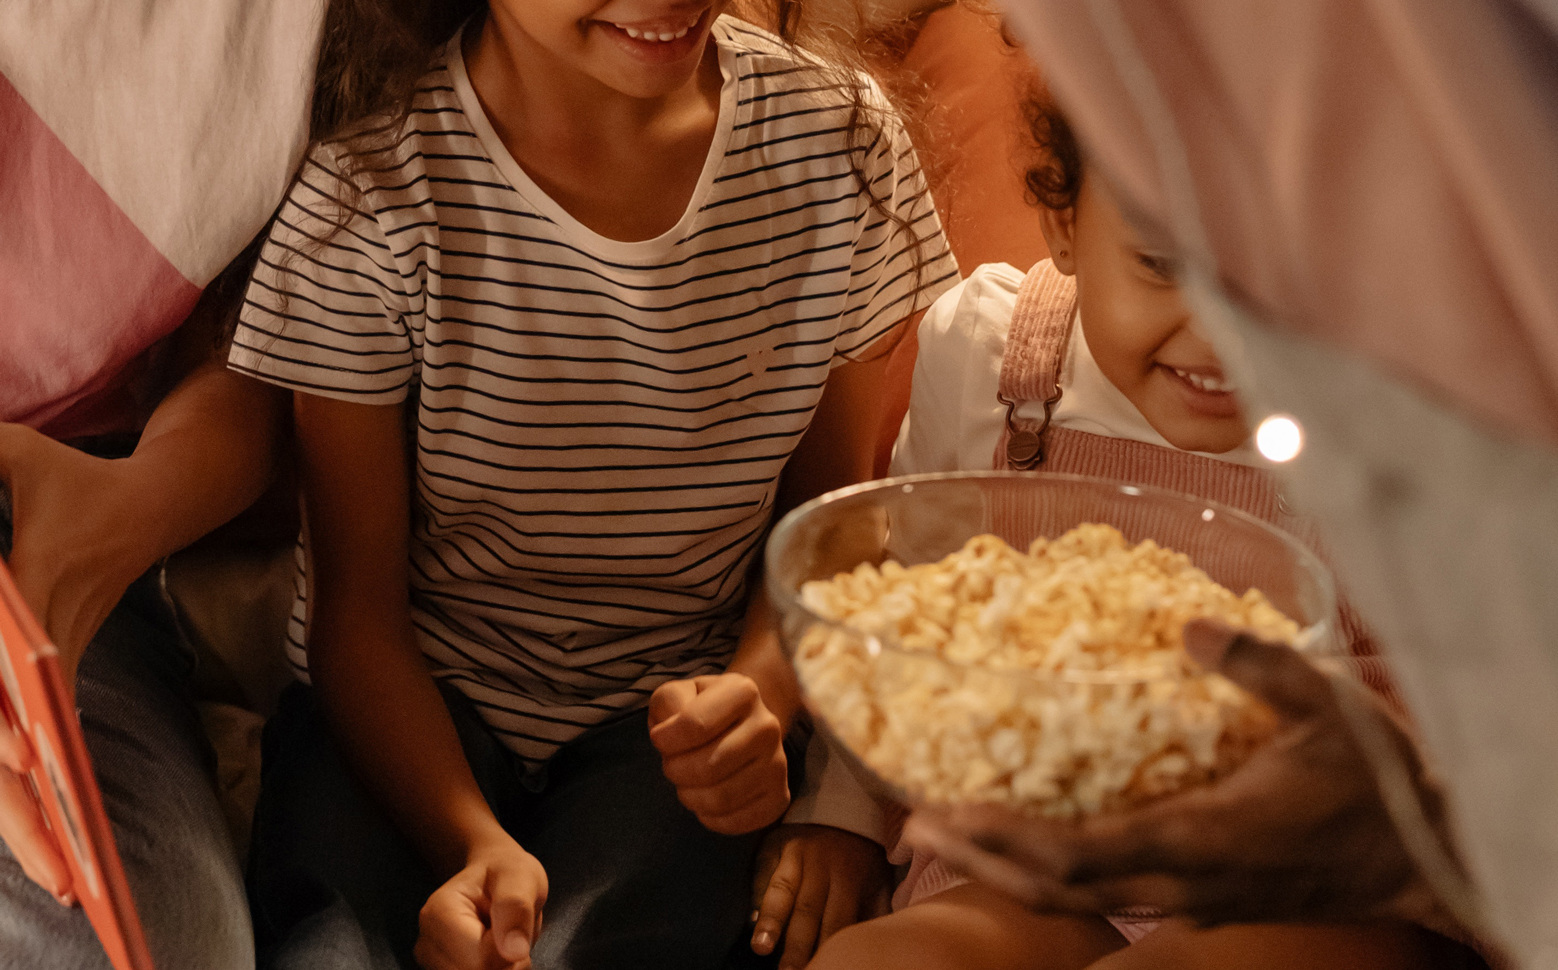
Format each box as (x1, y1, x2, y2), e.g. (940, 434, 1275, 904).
(0, 0, 323, 439)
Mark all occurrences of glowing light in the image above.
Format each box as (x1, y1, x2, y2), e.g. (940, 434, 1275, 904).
(1256, 415, 1303, 463)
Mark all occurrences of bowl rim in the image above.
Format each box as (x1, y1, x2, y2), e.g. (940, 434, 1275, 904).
(764, 470, 1339, 685)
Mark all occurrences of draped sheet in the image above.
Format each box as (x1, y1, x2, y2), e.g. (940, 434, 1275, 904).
(0, 0, 324, 436)
(999, 2, 1558, 965)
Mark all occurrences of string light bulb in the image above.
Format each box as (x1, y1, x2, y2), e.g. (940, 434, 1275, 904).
(1256, 414, 1303, 463)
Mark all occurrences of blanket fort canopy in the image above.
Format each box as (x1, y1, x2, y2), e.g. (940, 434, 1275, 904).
(0, 0, 323, 438)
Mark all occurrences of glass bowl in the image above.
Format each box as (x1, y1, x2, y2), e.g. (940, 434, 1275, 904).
(765, 471, 1341, 817)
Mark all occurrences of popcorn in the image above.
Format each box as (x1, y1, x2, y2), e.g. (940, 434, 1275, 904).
(794, 524, 1297, 817)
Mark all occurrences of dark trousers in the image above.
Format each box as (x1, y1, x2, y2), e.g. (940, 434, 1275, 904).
(249, 682, 788, 970)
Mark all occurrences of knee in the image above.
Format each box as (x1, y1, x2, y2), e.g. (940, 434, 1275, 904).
(810, 918, 930, 970)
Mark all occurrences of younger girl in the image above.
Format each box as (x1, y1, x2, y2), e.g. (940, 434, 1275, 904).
(229, 2, 955, 969)
(806, 96, 1472, 970)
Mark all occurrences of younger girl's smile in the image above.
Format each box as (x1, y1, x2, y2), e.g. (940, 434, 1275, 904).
(1157, 363, 1241, 419)
(1040, 172, 1252, 454)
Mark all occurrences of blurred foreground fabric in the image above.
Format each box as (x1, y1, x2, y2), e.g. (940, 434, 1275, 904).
(0, 0, 323, 438)
(1000, 2, 1558, 966)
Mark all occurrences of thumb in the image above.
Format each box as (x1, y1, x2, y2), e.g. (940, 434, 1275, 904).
(488, 860, 545, 964)
(1184, 619, 1332, 720)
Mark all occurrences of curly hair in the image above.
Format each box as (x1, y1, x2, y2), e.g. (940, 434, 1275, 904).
(1022, 88, 1083, 212)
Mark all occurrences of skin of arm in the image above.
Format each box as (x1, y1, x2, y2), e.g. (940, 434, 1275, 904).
(742, 321, 921, 966)
(650, 317, 919, 970)
(726, 329, 907, 726)
(1, 358, 289, 681)
(648, 323, 906, 835)
(0, 311, 288, 901)
(293, 391, 544, 969)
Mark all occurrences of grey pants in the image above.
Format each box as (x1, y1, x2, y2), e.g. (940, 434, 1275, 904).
(0, 572, 254, 969)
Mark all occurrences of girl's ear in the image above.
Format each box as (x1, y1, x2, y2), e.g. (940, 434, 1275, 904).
(1038, 204, 1078, 276)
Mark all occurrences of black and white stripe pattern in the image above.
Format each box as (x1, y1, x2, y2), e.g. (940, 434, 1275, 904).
(230, 18, 957, 768)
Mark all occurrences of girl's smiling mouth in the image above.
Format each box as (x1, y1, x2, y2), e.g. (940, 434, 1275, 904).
(1159, 364, 1242, 418)
(596, 7, 711, 63)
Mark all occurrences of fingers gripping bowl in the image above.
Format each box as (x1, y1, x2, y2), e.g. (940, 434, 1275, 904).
(765, 473, 1340, 819)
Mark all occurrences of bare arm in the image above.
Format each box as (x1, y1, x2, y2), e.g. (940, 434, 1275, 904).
(294, 392, 505, 875)
(0, 310, 287, 901)
(293, 392, 545, 967)
(729, 322, 906, 731)
(649, 318, 912, 836)
(0, 349, 288, 683)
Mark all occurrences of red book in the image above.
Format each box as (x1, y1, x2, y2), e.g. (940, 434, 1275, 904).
(0, 559, 153, 970)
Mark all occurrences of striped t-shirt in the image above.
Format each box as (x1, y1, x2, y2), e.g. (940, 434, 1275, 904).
(229, 18, 958, 769)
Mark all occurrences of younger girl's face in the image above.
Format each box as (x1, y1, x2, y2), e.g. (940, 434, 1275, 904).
(1041, 173, 1251, 454)
(491, 1, 728, 100)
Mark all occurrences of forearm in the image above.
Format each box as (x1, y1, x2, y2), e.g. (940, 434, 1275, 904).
(728, 586, 802, 732)
(310, 608, 505, 879)
(295, 389, 503, 878)
(737, 349, 901, 732)
(113, 361, 287, 571)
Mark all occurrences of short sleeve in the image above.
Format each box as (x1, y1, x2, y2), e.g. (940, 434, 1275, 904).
(228, 149, 415, 404)
(833, 89, 960, 367)
(889, 263, 1023, 475)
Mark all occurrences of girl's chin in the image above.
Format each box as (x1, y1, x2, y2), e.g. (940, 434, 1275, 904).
(1142, 378, 1249, 452)
(1164, 428, 1251, 454)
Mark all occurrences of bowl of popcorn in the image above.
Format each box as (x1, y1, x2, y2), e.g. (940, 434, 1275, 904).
(765, 472, 1339, 819)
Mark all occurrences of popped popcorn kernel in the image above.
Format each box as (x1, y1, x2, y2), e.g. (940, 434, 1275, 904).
(795, 525, 1296, 818)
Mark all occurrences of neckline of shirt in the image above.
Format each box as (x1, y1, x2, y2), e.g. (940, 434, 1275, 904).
(445, 19, 740, 264)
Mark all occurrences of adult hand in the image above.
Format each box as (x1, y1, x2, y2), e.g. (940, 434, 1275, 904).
(902, 620, 1447, 925)
(414, 836, 548, 970)
(0, 423, 151, 683)
(0, 422, 149, 907)
(749, 824, 891, 970)
(648, 673, 789, 834)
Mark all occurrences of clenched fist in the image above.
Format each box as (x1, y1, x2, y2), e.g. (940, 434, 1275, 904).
(648, 673, 789, 834)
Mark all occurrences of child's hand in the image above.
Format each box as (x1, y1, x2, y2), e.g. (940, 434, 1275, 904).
(648, 673, 789, 834)
(414, 837, 548, 970)
(750, 824, 892, 970)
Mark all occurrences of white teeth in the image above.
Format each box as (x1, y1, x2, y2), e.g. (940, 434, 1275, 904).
(1171, 367, 1237, 393)
(612, 18, 697, 42)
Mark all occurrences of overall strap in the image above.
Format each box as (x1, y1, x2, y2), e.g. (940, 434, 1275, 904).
(995, 260, 1078, 469)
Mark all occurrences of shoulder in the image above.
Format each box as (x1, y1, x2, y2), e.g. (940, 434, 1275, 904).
(302, 63, 472, 205)
(714, 16, 891, 125)
(919, 263, 1024, 354)
(711, 15, 793, 61)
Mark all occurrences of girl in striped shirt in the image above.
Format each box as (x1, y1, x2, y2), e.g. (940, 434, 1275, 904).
(230, 2, 955, 969)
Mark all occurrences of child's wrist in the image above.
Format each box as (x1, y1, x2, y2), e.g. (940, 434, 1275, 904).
(725, 662, 799, 734)
(428, 808, 514, 877)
